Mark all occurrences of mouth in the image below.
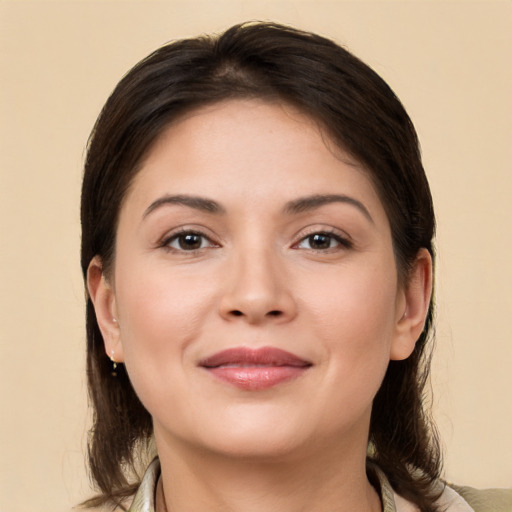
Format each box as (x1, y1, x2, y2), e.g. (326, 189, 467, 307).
(199, 346, 312, 390)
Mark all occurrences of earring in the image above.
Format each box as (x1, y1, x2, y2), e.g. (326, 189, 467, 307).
(109, 349, 118, 377)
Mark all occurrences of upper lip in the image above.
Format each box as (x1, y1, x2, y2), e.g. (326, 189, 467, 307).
(199, 347, 312, 368)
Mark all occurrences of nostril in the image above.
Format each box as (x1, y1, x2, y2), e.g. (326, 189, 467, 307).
(229, 310, 282, 317)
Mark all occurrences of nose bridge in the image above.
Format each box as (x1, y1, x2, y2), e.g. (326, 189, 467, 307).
(220, 238, 295, 323)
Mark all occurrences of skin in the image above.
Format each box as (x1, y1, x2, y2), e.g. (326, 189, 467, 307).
(88, 99, 432, 512)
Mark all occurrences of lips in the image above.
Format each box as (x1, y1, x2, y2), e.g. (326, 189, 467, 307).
(199, 347, 312, 390)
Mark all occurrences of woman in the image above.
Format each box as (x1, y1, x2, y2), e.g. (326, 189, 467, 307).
(81, 22, 510, 512)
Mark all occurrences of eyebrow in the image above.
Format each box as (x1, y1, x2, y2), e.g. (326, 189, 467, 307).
(284, 194, 374, 223)
(142, 193, 373, 223)
(142, 194, 225, 219)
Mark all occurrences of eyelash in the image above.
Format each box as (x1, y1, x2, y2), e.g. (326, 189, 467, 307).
(160, 229, 218, 253)
(159, 228, 352, 253)
(293, 229, 353, 252)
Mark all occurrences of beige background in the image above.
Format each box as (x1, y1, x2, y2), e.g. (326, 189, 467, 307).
(0, 1, 511, 510)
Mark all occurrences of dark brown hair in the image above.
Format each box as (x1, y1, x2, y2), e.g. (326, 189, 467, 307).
(81, 22, 441, 511)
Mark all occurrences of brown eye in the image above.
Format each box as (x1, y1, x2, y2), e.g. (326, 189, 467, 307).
(166, 232, 212, 251)
(308, 234, 333, 250)
(179, 234, 203, 250)
(296, 232, 351, 251)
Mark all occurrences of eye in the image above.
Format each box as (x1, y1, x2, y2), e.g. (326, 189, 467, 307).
(164, 231, 215, 251)
(295, 232, 351, 251)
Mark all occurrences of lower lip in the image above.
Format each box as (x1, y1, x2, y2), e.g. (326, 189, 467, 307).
(204, 366, 308, 390)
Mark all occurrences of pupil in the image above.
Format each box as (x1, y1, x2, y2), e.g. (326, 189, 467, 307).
(179, 234, 201, 250)
(310, 234, 330, 249)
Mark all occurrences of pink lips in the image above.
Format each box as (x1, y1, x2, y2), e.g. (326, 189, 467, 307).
(199, 347, 312, 390)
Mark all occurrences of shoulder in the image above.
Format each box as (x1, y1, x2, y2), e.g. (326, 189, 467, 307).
(447, 484, 512, 512)
(393, 482, 512, 512)
(83, 458, 160, 512)
(371, 461, 511, 512)
(72, 500, 132, 512)
(71, 505, 125, 512)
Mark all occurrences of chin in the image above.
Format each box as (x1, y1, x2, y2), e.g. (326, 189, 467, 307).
(200, 428, 309, 461)
(166, 404, 316, 461)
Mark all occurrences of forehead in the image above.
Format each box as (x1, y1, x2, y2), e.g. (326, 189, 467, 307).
(121, 99, 387, 224)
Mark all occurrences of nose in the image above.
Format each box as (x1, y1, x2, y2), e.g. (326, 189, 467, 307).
(219, 248, 297, 325)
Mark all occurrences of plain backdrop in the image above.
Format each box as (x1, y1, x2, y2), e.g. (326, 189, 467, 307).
(0, 1, 511, 511)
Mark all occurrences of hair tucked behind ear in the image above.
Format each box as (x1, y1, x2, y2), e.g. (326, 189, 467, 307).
(81, 21, 441, 511)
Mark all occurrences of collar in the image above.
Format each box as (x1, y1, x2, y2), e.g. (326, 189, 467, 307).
(127, 457, 473, 512)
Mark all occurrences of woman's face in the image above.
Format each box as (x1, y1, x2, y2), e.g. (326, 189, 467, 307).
(90, 99, 429, 460)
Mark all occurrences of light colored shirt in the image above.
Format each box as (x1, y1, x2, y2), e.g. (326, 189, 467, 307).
(127, 458, 511, 512)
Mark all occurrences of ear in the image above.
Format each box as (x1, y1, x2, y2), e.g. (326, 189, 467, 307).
(390, 248, 433, 361)
(86, 256, 124, 363)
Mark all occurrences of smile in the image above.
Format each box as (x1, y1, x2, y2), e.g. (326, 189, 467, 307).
(199, 347, 312, 390)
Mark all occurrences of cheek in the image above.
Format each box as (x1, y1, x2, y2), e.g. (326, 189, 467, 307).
(113, 261, 217, 366)
(303, 260, 398, 342)
(112, 263, 220, 419)
(300, 262, 398, 399)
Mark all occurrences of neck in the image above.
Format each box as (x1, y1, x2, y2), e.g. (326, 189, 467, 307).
(154, 434, 381, 512)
